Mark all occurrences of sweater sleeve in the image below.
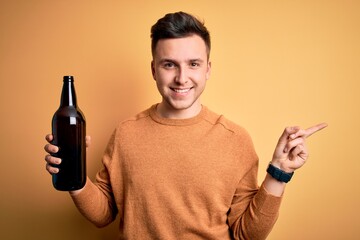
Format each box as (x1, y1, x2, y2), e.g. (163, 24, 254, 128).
(70, 131, 118, 228)
(228, 179, 282, 239)
(227, 129, 283, 240)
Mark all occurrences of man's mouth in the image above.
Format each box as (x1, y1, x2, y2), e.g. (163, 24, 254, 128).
(171, 88, 192, 93)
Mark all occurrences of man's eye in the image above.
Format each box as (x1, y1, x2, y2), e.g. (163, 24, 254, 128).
(190, 62, 200, 67)
(163, 62, 175, 68)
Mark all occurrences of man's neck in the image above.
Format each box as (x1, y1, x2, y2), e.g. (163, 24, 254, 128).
(156, 102, 202, 119)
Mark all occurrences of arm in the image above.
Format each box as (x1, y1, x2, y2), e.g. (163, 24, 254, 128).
(44, 134, 117, 227)
(229, 123, 327, 240)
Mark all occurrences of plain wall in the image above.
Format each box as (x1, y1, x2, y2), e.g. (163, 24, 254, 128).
(1, 0, 359, 239)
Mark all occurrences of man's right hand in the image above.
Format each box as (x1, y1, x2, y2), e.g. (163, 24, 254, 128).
(44, 134, 91, 174)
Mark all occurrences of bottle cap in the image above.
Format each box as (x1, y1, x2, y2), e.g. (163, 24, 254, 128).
(63, 76, 74, 82)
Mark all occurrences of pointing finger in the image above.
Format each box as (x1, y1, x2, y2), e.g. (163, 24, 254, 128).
(304, 122, 328, 138)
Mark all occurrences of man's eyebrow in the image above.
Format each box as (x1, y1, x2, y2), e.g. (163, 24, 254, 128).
(189, 58, 204, 62)
(160, 58, 174, 62)
(158, 58, 205, 64)
(158, 58, 177, 64)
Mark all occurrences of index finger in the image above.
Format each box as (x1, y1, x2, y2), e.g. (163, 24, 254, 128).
(45, 134, 53, 142)
(304, 122, 328, 138)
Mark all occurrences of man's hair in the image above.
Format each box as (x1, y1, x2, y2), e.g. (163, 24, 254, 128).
(150, 11, 211, 58)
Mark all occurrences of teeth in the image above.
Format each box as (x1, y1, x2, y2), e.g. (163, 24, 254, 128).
(173, 88, 190, 93)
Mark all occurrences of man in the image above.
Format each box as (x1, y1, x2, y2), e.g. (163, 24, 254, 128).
(44, 12, 327, 239)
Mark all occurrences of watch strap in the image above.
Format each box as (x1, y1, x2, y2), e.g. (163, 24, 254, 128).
(266, 163, 294, 183)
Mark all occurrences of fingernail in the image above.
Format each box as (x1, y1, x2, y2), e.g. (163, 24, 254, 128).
(284, 148, 288, 153)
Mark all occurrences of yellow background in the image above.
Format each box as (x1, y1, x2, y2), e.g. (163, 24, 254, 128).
(1, 0, 359, 239)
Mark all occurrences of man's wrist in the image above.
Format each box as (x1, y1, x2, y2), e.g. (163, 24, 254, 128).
(266, 162, 294, 183)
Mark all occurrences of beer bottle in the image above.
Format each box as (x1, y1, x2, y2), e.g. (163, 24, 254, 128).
(51, 76, 86, 191)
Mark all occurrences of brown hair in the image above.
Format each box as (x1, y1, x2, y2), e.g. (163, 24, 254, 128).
(150, 12, 211, 58)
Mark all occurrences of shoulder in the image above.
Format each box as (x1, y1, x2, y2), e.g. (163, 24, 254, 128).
(112, 106, 153, 138)
(204, 107, 258, 166)
(204, 107, 252, 139)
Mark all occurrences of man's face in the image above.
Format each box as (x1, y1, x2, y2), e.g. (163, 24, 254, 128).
(151, 34, 211, 118)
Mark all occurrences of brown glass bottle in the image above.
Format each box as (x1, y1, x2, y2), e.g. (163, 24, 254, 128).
(51, 76, 86, 191)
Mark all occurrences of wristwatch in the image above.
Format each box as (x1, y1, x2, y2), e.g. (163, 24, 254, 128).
(266, 163, 294, 183)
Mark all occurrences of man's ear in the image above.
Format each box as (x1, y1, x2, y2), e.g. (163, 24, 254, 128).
(206, 61, 211, 80)
(151, 60, 156, 80)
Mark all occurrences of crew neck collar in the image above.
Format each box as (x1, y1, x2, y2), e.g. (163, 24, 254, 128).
(149, 104, 207, 126)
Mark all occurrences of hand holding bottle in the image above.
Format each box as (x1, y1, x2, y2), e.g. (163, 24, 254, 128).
(44, 134, 91, 174)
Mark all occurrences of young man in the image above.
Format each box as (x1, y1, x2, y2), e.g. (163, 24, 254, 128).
(44, 12, 327, 239)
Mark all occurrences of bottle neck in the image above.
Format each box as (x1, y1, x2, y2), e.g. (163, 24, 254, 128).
(60, 76, 77, 107)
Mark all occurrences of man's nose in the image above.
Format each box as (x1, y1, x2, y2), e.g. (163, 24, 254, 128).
(174, 66, 188, 84)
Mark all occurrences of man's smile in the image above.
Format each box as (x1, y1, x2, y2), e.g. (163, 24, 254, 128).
(170, 87, 192, 94)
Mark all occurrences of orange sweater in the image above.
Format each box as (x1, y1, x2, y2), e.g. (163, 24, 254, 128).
(71, 104, 282, 239)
